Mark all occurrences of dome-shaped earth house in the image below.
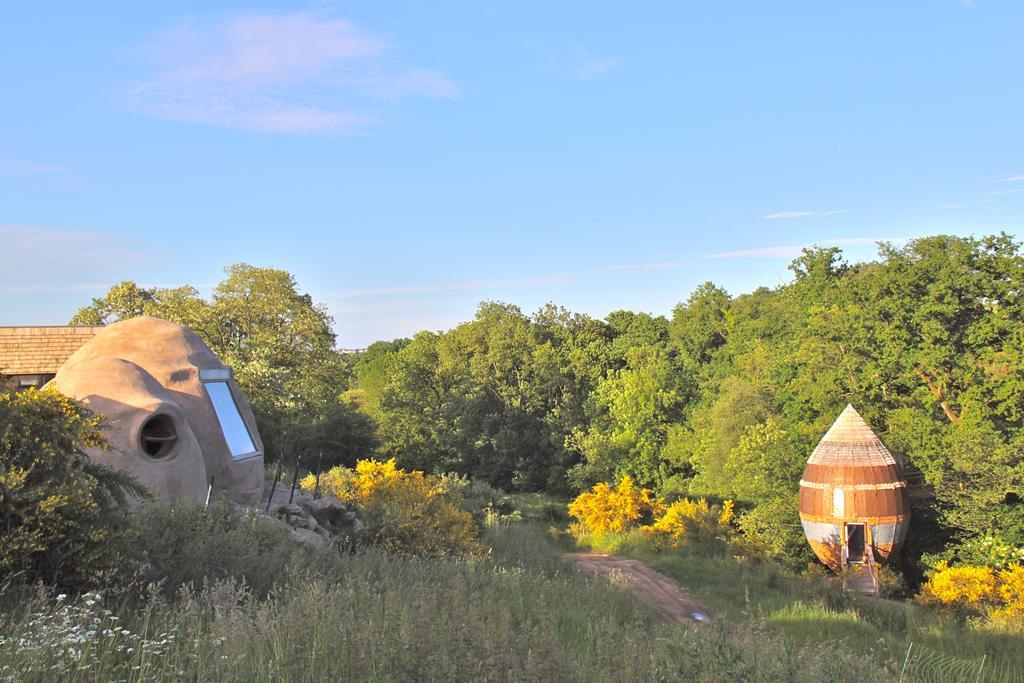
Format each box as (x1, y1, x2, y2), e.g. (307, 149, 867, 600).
(50, 317, 265, 504)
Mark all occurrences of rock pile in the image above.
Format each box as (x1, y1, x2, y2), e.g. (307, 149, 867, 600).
(260, 480, 364, 545)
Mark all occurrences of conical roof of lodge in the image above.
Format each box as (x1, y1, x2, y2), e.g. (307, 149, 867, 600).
(806, 404, 898, 467)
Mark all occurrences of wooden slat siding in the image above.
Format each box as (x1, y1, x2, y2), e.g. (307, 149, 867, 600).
(0, 326, 103, 375)
(800, 480, 911, 519)
(799, 405, 912, 572)
(803, 463, 906, 485)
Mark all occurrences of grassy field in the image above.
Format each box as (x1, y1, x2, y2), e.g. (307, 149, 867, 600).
(572, 528, 1024, 682)
(2, 503, 1022, 682)
(0, 521, 906, 682)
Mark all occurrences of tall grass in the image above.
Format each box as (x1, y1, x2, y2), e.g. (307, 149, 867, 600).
(1, 522, 903, 682)
(2, 504, 1020, 681)
(573, 528, 1024, 681)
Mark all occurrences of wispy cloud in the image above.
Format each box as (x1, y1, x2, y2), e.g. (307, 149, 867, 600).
(762, 209, 847, 220)
(597, 261, 684, 272)
(938, 198, 995, 209)
(0, 225, 154, 292)
(706, 237, 910, 260)
(566, 41, 621, 80)
(938, 173, 1024, 207)
(0, 160, 67, 176)
(123, 12, 458, 133)
(354, 315, 463, 331)
(707, 246, 805, 259)
(986, 187, 1024, 197)
(0, 283, 113, 294)
(332, 275, 570, 298)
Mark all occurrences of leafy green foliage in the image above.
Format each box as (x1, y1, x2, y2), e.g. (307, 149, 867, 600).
(352, 233, 1024, 571)
(357, 303, 614, 491)
(61, 233, 1024, 572)
(437, 472, 519, 526)
(569, 344, 691, 487)
(0, 389, 145, 589)
(291, 399, 377, 471)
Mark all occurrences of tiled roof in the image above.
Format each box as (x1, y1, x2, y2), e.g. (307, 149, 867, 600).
(0, 326, 102, 375)
(807, 404, 898, 467)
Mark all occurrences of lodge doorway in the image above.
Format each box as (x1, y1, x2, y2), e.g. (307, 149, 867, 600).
(845, 523, 866, 564)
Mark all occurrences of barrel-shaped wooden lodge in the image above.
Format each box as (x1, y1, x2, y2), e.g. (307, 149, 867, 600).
(799, 405, 911, 572)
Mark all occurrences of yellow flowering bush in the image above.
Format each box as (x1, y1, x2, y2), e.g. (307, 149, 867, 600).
(992, 564, 1024, 626)
(998, 564, 1024, 608)
(643, 498, 735, 551)
(719, 499, 735, 525)
(301, 458, 482, 555)
(920, 561, 1024, 629)
(920, 562, 998, 606)
(567, 476, 663, 536)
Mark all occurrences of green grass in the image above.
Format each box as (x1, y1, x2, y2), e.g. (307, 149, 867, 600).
(1, 522, 905, 682)
(2, 508, 1021, 681)
(506, 492, 569, 524)
(573, 529, 1024, 682)
(766, 602, 878, 643)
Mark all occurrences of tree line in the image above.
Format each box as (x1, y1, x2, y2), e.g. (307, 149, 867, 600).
(72, 234, 1024, 569)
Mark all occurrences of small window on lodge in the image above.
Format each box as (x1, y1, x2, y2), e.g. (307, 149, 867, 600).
(140, 414, 178, 458)
(204, 380, 259, 460)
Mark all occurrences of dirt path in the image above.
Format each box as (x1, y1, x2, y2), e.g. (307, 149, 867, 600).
(565, 552, 713, 624)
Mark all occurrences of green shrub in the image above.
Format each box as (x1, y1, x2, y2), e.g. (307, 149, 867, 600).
(439, 473, 521, 526)
(535, 500, 566, 523)
(734, 498, 814, 570)
(290, 399, 378, 471)
(877, 564, 910, 600)
(507, 492, 568, 523)
(131, 500, 297, 597)
(0, 388, 144, 589)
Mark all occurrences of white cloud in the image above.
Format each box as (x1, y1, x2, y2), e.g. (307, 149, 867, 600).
(567, 42, 621, 80)
(334, 69, 461, 100)
(597, 261, 684, 272)
(706, 237, 910, 260)
(354, 315, 463, 331)
(123, 12, 458, 133)
(0, 160, 66, 175)
(939, 174, 1024, 207)
(332, 275, 570, 298)
(0, 225, 153, 292)
(707, 246, 805, 259)
(762, 209, 847, 220)
(0, 283, 112, 294)
(938, 198, 995, 209)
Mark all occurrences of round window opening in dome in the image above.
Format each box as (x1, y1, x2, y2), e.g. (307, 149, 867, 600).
(139, 414, 178, 458)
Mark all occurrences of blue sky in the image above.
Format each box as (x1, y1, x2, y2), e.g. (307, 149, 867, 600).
(2, 1, 1022, 347)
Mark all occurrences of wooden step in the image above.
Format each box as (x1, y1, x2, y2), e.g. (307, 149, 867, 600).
(843, 565, 878, 595)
